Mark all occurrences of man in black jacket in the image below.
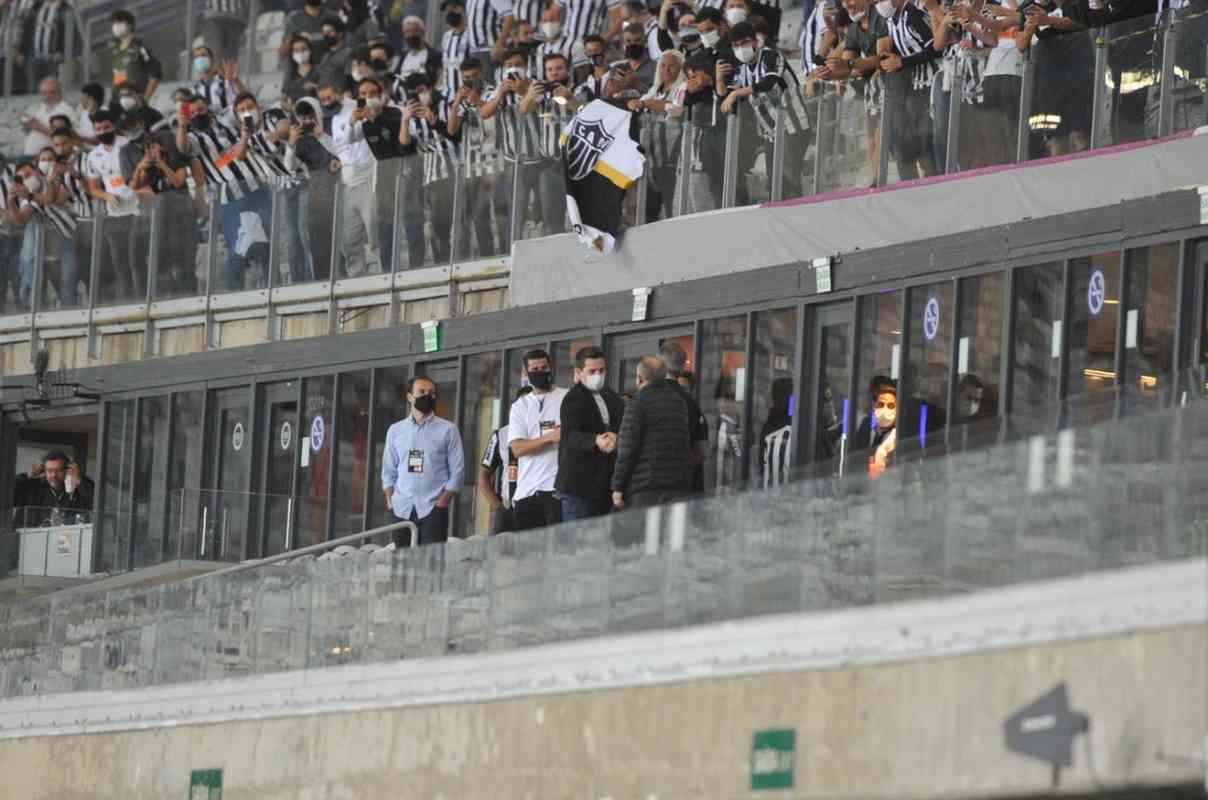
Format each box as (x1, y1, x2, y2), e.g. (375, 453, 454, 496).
(12, 451, 93, 523)
(659, 341, 708, 494)
(611, 356, 693, 511)
(557, 346, 626, 521)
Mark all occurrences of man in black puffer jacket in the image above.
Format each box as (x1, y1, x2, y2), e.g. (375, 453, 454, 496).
(611, 355, 693, 511)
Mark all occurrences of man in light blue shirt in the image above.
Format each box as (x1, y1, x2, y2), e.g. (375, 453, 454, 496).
(381, 376, 465, 546)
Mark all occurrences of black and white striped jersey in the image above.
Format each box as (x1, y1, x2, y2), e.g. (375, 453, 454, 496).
(191, 73, 239, 115)
(888, 2, 939, 92)
(187, 120, 265, 202)
(455, 88, 501, 177)
(737, 47, 810, 140)
(532, 37, 572, 80)
(34, 195, 77, 239)
(203, 0, 247, 18)
(466, 0, 511, 51)
(555, 0, 618, 46)
(512, 0, 544, 28)
(441, 28, 471, 99)
(63, 151, 94, 220)
(247, 109, 297, 184)
(30, 0, 71, 59)
(574, 72, 611, 104)
(404, 96, 460, 184)
(798, 0, 828, 77)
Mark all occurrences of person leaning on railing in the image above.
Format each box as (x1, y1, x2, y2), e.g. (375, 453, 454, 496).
(11, 451, 93, 521)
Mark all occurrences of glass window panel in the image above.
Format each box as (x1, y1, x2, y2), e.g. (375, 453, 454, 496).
(854, 291, 902, 440)
(751, 308, 798, 483)
(699, 316, 748, 491)
(1067, 251, 1121, 424)
(207, 387, 251, 561)
(553, 337, 597, 389)
(1011, 262, 1064, 419)
(811, 308, 852, 474)
(131, 395, 170, 568)
(954, 272, 1004, 433)
(98, 399, 136, 573)
(167, 390, 204, 558)
(1122, 244, 1179, 412)
(296, 375, 334, 547)
(334, 370, 372, 536)
(256, 380, 298, 557)
(905, 283, 953, 443)
(459, 351, 503, 538)
(369, 366, 408, 532)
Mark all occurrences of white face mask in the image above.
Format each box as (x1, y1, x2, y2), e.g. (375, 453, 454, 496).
(193, 56, 211, 76)
(38, 159, 54, 175)
(966, 400, 980, 415)
(875, 0, 895, 17)
(119, 95, 137, 110)
(351, 68, 366, 82)
(582, 373, 606, 392)
(700, 29, 721, 48)
(292, 50, 310, 65)
(504, 66, 525, 78)
(418, 91, 432, 106)
(734, 44, 756, 63)
(24, 175, 43, 193)
(874, 405, 896, 429)
(365, 96, 382, 109)
(849, 8, 867, 20)
(540, 21, 561, 38)
(112, 22, 129, 38)
(724, 7, 748, 24)
(64, 474, 76, 494)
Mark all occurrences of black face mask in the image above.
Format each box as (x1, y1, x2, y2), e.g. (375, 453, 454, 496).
(97, 130, 116, 145)
(325, 34, 341, 48)
(527, 370, 553, 390)
(590, 53, 607, 67)
(405, 35, 423, 50)
(370, 57, 389, 72)
(624, 43, 645, 60)
(412, 394, 437, 414)
(445, 11, 463, 26)
(518, 39, 539, 52)
(322, 101, 341, 114)
(190, 115, 211, 131)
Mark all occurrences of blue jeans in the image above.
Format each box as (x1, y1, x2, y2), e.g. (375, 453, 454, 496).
(15, 224, 72, 306)
(281, 185, 314, 283)
(220, 186, 273, 291)
(18, 223, 40, 307)
(560, 493, 611, 522)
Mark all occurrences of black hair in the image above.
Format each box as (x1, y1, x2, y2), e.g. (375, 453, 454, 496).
(111, 9, 135, 26)
(118, 81, 143, 95)
(233, 91, 258, 109)
(543, 52, 569, 68)
(402, 72, 432, 92)
(321, 15, 346, 33)
(695, 7, 723, 23)
(958, 374, 985, 392)
(44, 450, 69, 466)
(575, 346, 606, 369)
(290, 34, 313, 50)
(523, 348, 552, 371)
(868, 375, 897, 398)
(91, 108, 115, 126)
(352, 45, 372, 63)
(460, 55, 484, 72)
(194, 45, 214, 58)
(50, 127, 74, 140)
(582, 34, 607, 48)
(81, 82, 105, 106)
(357, 76, 384, 93)
(502, 47, 529, 64)
(625, 0, 645, 14)
(729, 20, 756, 41)
(622, 20, 646, 36)
(408, 375, 437, 394)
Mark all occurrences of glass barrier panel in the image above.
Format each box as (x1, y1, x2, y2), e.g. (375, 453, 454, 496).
(451, 103, 514, 263)
(92, 201, 151, 307)
(1102, 13, 1164, 146)
(736, 102, 770, 206)
(148, 187, 205, 301)
(34, 209, 89, 311)
(880, 69, 941, 186)
(1024, 27, 1095, 161)
(1170, 3, 1208, 134)
(766, 88, 814, 203)
(208, 185, 274, 293)
(395, 151, 444, 270)
(815, 81, 880, 193)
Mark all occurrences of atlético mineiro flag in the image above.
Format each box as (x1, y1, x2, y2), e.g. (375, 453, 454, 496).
(560, 100, 645, 255)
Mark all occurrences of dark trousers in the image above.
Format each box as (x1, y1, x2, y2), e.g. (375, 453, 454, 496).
(514, 491, 562, 531)
(99, 215, 138, 303)
(559, 493, 610, 522)
(393, 505, 450, 547)
(628, 489, 688, 510)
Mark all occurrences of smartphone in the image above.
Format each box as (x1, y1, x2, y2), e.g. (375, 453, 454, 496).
(240, 111, 256, 127)
(356, 97, 367, 109)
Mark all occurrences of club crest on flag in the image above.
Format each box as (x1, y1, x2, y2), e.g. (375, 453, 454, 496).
(564, 117, 615, 182)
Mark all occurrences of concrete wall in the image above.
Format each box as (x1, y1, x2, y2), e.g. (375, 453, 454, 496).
(0, 622, 1201, 800)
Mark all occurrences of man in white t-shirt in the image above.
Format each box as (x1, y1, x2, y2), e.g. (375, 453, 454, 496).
(505, 348, 567, 531)
(22, 77, 76, 157)
(85, 109, 141, 303)
(323, 80, 383, 277)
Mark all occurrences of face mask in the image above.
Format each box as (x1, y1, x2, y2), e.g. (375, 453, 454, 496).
(38, 160, 54, 176)
(504, 66, 525, 79)
(582, 373, 606, 392)
(351, 68, 367, 82)
(411, 394, 437, 414)
(850, 9, 867, 20)
(541, 21, 562, 38)
(322, 100, 341, 114)
(119, 95, 137, 110)
(700, 29, 721, 48)
(527, 369, 553, 390)
(966, 400, 981, 416)
(193, 56, 211, 75)
(875, 0, 895, 17)
(873, 401, 896, 429)
(405, 35, 423, 50)
(370, 57, 389, 72)
(112, 22, 129, 38)
(64, 474, 76, 495)
(734, 44, 755, 63)
(24, 175, 42, 193)
(292, 50, 310, 64)
(418, 91, 432, 105)
(325, 34, 340, 48)
(724, 7, 747, 24)
(98, 130, 116, 145)
(590, 53, 607, 67)
(624, 43, 644, 60)
(445, 11, 463, 25)
(365, 96, 382, 109)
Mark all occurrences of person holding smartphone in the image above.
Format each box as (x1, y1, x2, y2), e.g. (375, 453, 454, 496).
(398, 72, 460, 265)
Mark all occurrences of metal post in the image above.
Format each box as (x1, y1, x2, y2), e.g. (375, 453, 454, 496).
(945, 62, 964, 174)
(508, 157, 524, 253)
(3, 38, 12, 96)
(29, 223, 45, 341)
(285, 496, 294, 551)
(673, 117, 693, 217)
(202, 197, 219, 347)
(633, 117, 650, 224)
(244, 0, 262, 74)
(1089, 31, 1110, 150)
(200, 503, 208, 557)
(1016, 48, 1035, 162)
(146, 196, 161, 304)
(770, 101, 787, 202)
(184, 0, 196, 71)
(721, 111, 740, 208)
(876, 92, 892, 188)
(1157, 11, 1179, 137)
(811, 91, 828, 196)
(448, 159, 465, 267)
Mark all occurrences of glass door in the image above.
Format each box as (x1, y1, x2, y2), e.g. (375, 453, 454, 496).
(206, 387, 252, 561)
(803, 302, 854, 478)
(606, 326, 695, 397)
(415, 359, 461, 533)
(257, 380, 298, 557)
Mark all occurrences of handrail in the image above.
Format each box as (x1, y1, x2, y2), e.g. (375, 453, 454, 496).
(187, 519, 420, 583)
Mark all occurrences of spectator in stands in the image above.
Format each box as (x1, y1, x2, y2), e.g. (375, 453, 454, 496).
(516, 51, 572, 236)
(76, 82, 104, 143)
(10, 154, 76, 308)
(658, 341, 707, 493)
(280, 96, 335, 283)
(555, 0, 623, 46)
(439, 1, 471, 105)
(680, 9, 730, 207)
(464, 0, 512, 66)
(328, 79, 384, 275)
(20, 76, 74, 158)
(316, 16, 355, 87)
(955, 372, 991, 423)
(479, 385, 532, 534)
(853, 376, 897, 479)
(447, 55, 503, 256)
(759, 376, 793, 484)
(557, 346, 626, 520)
(283, 35, 320, 99)
(573, 34, 611, 103)
(117, 82, 164, 132)
(630, 50, 683, 220)
(1015, 0, 1090, 158)
(280, 0, 329, 67)
(12, 451, 92, 516)
(130, 125, 199, 297)
(507, 348, 567, 530)
(106, 10, 161, 107)
(618, 21, 657, 93)
(0, 156, 22, 310)
(192, 48, 247, 116)
(201, 0, 250, 62)
(397, 17, 442, 83)
(86, 110, 143, 302)
(381, 375, 465, 546)
(50, 127, 93, 303)
(398, 72, 459, 264)
(877, 0, 941, 180)
(480, 49, 535, 240)
(23, 0, 74, 88)
(611, 355, 692, 510)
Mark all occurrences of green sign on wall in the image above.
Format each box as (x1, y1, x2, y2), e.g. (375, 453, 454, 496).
(751, 728, 795, 790)
(189, 768, 223, 799)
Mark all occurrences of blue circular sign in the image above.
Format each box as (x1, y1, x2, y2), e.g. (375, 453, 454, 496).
(923, 297, 940, 342)
(1088, 270, 1105, 316)
(310, 415, 325, 452)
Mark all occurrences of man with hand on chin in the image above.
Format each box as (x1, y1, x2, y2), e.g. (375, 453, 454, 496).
(557, 346, 626, 521)
(382, 376, 466, 547)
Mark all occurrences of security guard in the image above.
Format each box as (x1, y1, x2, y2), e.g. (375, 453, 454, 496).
(106, 10, 162, 112)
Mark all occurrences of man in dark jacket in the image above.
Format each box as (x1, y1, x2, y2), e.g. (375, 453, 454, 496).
(659, 341, 708, 494)
(12, 450, 93, 523)
(611, 356, 693, 511)
(557, 346, 626, 521)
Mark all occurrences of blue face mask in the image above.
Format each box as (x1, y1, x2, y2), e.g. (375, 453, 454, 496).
(193, 56, 211, 76)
